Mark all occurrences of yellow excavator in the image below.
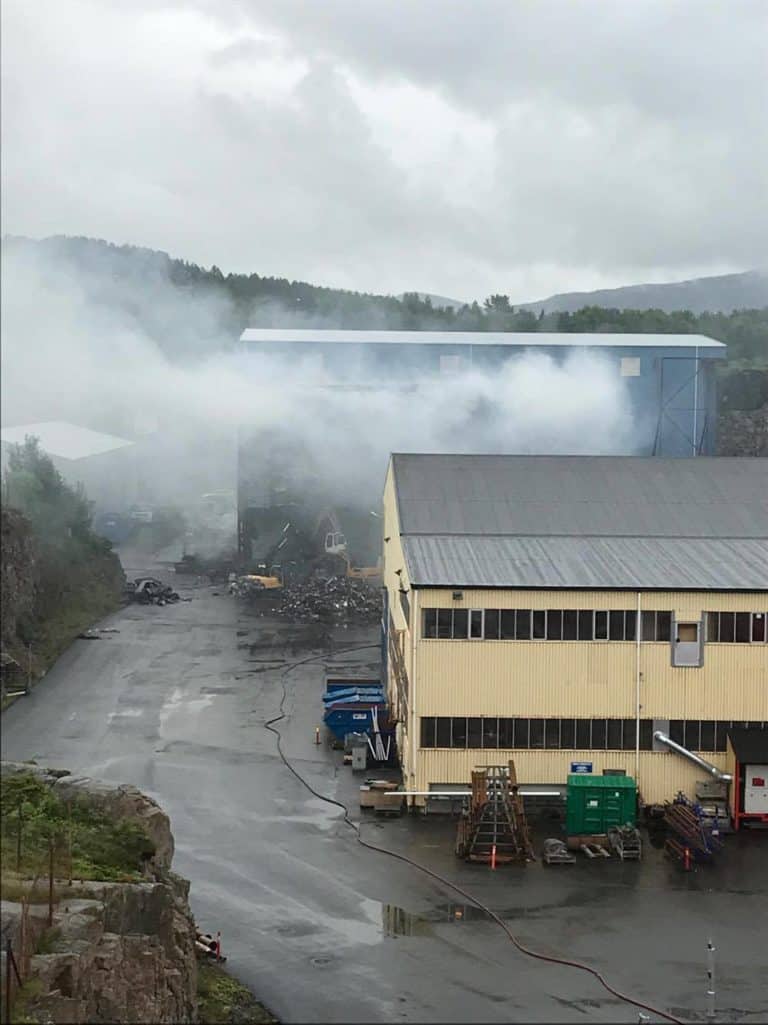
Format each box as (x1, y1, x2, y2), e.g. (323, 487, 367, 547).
(322, 531, 381, 582)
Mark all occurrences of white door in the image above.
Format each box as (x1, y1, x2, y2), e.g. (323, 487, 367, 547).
(744, 763, 768, 814)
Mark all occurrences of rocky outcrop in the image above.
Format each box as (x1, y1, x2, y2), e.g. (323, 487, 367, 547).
(52, 775, 175, 872)
(0, 762, 174, 873)
(1, 763, 197, 1024)
(28, 881, 197, 1024)
(0, 507, 36, 652)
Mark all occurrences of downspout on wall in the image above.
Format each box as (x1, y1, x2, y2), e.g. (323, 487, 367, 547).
(653, 731, 733, 782)
(635, 592, 642, 782)
(409, 587, 419, 804)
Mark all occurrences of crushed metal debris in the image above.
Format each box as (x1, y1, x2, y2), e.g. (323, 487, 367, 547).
(124, 577, 181, 606)
(235, 575, 380, 624)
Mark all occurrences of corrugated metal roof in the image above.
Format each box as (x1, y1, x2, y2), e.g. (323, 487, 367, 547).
(241, 328, 725, 350)
(393, 455, 768, 540)
(0, 422, 133, 461)
(393, 454, 768, 590)
(402, 535, 768, 590)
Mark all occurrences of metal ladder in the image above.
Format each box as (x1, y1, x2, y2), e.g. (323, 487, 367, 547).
(457, 762, 535, 864)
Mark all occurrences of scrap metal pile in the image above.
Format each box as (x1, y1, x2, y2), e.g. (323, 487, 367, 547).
(239, 575, 380, 624)
(124, 577, 181, 606)
(664, 791, 724, 867)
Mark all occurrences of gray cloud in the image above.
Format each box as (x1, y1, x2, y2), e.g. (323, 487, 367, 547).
(2, 0, 766, 300)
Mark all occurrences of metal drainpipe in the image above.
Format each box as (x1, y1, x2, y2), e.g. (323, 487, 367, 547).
(635, 592, 642, 782)
(653, 731, 733, 781)
(693, 345, 700, 456)
(410, 588, 420, 807)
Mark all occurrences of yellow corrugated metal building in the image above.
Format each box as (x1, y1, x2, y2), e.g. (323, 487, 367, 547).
(382, 454, 768, 807)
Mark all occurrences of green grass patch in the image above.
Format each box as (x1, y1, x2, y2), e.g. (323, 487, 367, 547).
(0, 772, 153, 895)
(197, 962, 277, 1024)
(5, 977, 45, 1025)
(34, 926, 62, 955)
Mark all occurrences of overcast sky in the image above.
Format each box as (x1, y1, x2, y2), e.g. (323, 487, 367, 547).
(2, 0, 766, 302)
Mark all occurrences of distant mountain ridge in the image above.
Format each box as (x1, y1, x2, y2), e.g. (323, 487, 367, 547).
(397, 292, 467, 310)
(519, 270, 768, 315)
(3, 236, 766, 367)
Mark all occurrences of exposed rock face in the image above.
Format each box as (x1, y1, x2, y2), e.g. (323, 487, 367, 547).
(0, 763, 174, 873)
(0, 507, 36, 651)
(1, 763, 197, 1024)
(30, 882, 197, 1024)
(52, 776, 175, 872)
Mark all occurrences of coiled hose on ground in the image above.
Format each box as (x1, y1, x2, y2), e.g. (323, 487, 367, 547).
(264, 645, 685, 1025)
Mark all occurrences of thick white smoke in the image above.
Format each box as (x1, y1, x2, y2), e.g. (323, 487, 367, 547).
(1, 241, 636, 511)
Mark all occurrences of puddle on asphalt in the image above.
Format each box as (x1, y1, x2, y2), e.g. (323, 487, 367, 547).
(380, 902, 491, 936)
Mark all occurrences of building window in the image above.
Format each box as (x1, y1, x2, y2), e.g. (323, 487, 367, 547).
(421, 606, 702, 643)
(529, 719, 545, 748)
(467, 717, 483, 748)
(609, 610, 625, 641)
(620, 356, 641, 377)
(547, 610, 563, 640)
(422, 609, 437, 639)
(576, 719, 591, 748)
(469, 610, 484, 639)
(421, 717, 436, 748)
(622, 719, 637, 750)
(499, 718, 514, 747)
(706, 611, 767, 643)
(560, 719, 576, 748)
(545, 719, 561, 748)
(453, 608, 468, 637)
(485, 609, 500, 639)
(419, 716, 682, 750)
(513, 718, 529, 747)
(436, 718, 452, 747)
(577, 610, 593, 640)
(594, 611, 608, 641)
(501, 610, 516, 639)
(482, 717, 499, 748)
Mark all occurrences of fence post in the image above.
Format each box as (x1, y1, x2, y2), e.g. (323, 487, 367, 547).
(16, 806, 23, 873)
(5, 939, 21, 1024)
(5, 938, 11, 1025)
(48, 837, 55, 927)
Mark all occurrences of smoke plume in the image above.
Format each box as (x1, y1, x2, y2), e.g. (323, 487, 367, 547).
(1, 239, 636, 514)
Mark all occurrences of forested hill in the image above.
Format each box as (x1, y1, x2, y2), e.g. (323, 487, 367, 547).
(3, 234, 766, 366)
(521, 270, 768, 316)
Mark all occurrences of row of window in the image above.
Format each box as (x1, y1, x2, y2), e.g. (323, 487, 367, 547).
(706, 611, 767, 644)
(419, 717, 766, 753)
(422, 608, 671, 642)
(421, 608, 768, 643)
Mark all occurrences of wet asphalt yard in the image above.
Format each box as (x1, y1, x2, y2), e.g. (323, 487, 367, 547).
(2, 564, 766, 1024)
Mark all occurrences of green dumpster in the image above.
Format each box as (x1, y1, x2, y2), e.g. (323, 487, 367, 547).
(566, 774, 637, 835)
